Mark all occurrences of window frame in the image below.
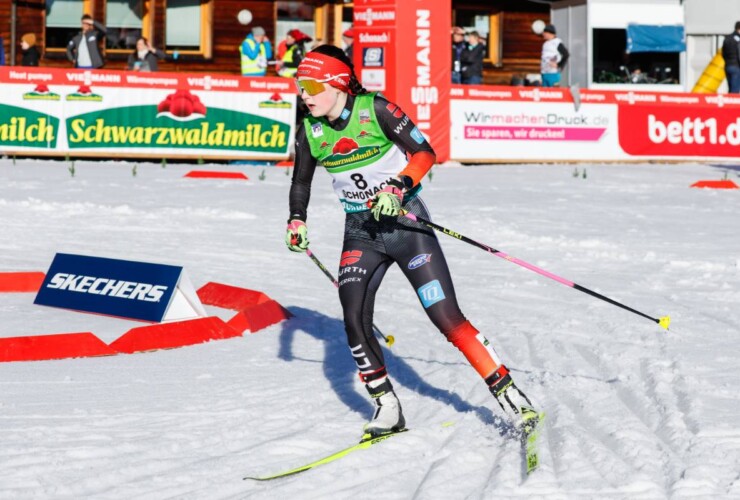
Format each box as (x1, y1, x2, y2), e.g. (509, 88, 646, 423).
(164, 0, 213, 59)
(104, 0, 153, 55)
(313, 4, 328, 45)
(335, 2, 352, 44)
(591, 27, 682, 86)
(43, 0, 95, 54)
(275, 1, 318, 49)
(452, 9, 502, 66)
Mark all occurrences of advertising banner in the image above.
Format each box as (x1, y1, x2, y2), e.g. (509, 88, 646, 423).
(354, 0, 451, 161)
(395, 0, 451, 162)
(450, 85, 740, 162)
(0, 67, 297, 159)
(35, 254, 183, 322)
(618, 103, 740, 157)
(353, 0, 397, 96)
(5, 67, 740, 163)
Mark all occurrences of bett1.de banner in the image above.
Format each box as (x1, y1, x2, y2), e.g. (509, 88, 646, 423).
(0, 67, 296, 159)
(450, 85, 740, 162)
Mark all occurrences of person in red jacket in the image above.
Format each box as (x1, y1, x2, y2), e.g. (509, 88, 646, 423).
(285, 44, 539, 438)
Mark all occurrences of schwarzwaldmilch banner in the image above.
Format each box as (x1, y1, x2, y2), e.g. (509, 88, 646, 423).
(3, 67, 740, 162)
(0, 67, 296, 159)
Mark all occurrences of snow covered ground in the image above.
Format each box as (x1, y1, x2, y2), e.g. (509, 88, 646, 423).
(1, 158, 739, 499)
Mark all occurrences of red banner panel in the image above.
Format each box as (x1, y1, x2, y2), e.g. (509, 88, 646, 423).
(619, 104, 740, 157)
(354, 0, 451, 161)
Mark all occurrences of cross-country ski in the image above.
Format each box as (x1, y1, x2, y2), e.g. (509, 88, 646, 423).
(244, 429, 409, 481)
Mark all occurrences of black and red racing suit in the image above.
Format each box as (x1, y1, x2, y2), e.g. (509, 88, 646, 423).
(288, 93, 503, 385)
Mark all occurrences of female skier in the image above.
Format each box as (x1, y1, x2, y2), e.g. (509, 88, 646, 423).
(285, 45, 538, 437)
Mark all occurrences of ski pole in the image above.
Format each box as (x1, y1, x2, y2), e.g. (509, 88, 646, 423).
(305, 248, 396, 346)
(401, 211, 670, 330)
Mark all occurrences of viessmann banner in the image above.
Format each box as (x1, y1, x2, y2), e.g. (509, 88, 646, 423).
(0, 67, 296, 159)
(450, 86, 740, 161)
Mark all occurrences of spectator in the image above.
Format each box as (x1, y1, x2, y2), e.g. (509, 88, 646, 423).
(451, 26, 466, 84)
(510, 75, 525, 86)
(277, 29, 312, 78)
(274, 34, 289, 73)
(240, 26, 272, 77)
(722, 21, 740, 93)
(277, 35, 288, 58)
(540, 24, 569, 87)
(66, 14, 107, 69)
(127, 37, 164, 72)
(461, 31, 485, 84)
(20, 33, 40, 67)
(0, 36, 5, 66)
(342, 27, 354, 62)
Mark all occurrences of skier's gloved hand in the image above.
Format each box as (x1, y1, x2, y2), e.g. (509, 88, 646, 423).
(370, 178, 404, 221)
(285, 219, 309, 252)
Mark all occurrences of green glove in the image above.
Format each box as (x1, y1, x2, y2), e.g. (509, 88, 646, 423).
(285, 219, 309, 252)
(370, 179, 404, 221)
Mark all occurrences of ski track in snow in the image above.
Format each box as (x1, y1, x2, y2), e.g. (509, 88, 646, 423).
(0, 159, 739, 498)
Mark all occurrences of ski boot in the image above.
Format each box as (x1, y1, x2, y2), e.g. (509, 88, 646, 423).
(363, 377, 406, 438)
(487, 365, 538, 430)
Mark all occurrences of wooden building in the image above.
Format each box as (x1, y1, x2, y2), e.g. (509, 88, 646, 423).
(2, 0, 550, 85)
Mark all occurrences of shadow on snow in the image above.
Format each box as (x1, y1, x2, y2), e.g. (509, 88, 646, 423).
(279, 306, 507, 434)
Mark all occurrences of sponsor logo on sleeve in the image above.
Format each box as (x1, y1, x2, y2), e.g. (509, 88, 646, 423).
(385, 103, 404, 119)
(410, 127, 425, 144)
(393, 115, 410, 134)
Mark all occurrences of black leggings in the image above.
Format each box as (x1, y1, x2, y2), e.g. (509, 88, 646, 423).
(338, 197, 468, 379)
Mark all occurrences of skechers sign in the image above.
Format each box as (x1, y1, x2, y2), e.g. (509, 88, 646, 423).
(35, 253, 183, 322)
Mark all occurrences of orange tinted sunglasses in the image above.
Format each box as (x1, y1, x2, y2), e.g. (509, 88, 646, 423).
(295, 79, 327, 96)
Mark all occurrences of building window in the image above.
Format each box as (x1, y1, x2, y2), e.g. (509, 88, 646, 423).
(593, 29, 680, 84)
(106, 0, 146, 51)
(165, 0, 213, 57)
(453, 10, 501, 65)
(276, 2, 316, 46)
(329, 2, 351, 49)
(341, 2, 353, 34)
(45, 0, 93, 49)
